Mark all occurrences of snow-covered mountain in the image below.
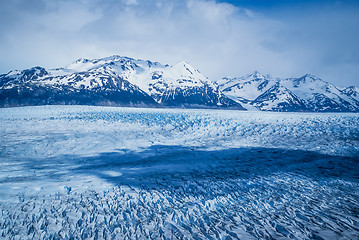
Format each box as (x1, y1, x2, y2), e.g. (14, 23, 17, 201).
(218, 72, 359, 112)
(0, 56, 243, 109)
(1, 57, 358, 112)
(130, 61, 238, 107)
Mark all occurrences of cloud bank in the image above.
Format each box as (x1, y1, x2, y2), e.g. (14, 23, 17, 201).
(0, 0, 358, 86)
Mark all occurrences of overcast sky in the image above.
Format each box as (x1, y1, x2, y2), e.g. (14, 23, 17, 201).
(0, 0, 358, 86)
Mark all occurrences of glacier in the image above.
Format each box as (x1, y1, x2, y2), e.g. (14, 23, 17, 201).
(0, 105, 359, 239)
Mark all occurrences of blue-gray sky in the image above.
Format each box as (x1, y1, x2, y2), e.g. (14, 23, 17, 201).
(0, 0, 358, 86)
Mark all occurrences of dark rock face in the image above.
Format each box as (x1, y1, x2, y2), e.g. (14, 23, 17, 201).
(153, 85, 244, 109)
(0, 85, 157, 108)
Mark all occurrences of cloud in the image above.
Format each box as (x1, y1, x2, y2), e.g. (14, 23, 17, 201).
(0, 0, 358, 86)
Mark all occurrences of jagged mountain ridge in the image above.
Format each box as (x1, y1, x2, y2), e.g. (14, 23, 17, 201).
(0, 56, 244, 109)
(218, 72, 359, 112)
(0, 65, 157, 107)
(1, 56, 358, 112)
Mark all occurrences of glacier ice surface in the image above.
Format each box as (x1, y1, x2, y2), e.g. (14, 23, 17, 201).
(0, 105, 358, 239)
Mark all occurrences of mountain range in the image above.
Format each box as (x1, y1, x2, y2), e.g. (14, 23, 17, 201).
(217, 72, 359, 112)
(1, 55, 358, 112)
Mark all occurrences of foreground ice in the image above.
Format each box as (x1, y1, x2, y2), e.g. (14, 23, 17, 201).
(0, 106, 358, 239)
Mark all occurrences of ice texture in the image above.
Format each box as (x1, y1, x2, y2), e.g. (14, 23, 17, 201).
(0, 106, 359, 239)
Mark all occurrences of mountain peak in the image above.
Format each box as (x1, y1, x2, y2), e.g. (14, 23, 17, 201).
(252, 70, 261, 75)
(73, 58, 90, 64)
(289, 74, 324, 87)
(100, 55, 133, 62)
(21, 66, 48, 78)
(172, 61, 201, 76)
(243, 71, 267, 81)
(174, 61, 192, 68)
(302, 74, 321, 81)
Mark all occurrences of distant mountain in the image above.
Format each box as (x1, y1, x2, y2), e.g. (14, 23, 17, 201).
(1, 57, 358, 112)
(0, 56, 244, 109)
(217, 72, 359, 112)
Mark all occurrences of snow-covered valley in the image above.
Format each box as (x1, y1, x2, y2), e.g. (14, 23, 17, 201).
(0, 106, 359, 239)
